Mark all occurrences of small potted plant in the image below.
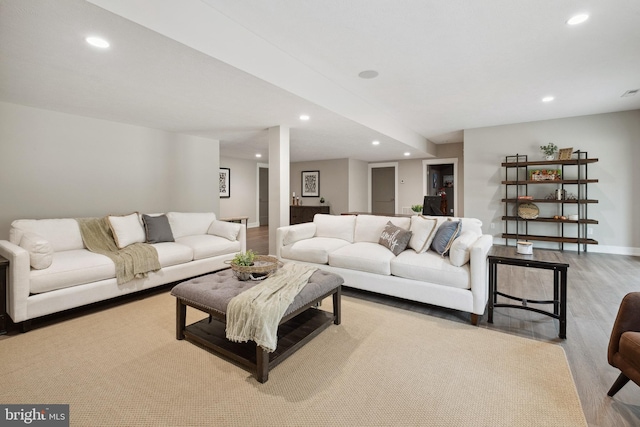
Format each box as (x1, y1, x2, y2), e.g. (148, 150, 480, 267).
(230, 250, 256, 280)
(540, 142, 558, 160)
(411, 204, 422, 213)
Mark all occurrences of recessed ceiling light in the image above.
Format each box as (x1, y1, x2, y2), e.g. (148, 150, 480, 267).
(85, 36, 110, 48)
(542, 96, 555, 103)
(299, 115, 310, 121)
(255, 154, 262, 158)
(358, 70, 379, 79)
(372, 140, 380, 145)
(404, 152, 411, 156)
(567, 14, 589, 25)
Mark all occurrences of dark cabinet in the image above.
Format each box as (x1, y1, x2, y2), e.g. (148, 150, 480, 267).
(290, 205, 330, 225)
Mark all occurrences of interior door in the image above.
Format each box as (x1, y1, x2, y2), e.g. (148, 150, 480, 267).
(371, 167, 395, 214)
(259, 167, 269, 225)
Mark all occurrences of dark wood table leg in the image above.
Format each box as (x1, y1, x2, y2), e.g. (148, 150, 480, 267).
(333, 286, 342, 325)
(488, 260, 496, 323)
(559, 268, 567, 339)
(176, 299, 186, 340)
(256, 347, 269, 383)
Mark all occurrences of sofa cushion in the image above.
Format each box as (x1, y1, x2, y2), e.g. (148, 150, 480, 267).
(283, 223, 316, 246)
(329, 242, 395, 275)
(151, 242, 194, 268)
(378, 221, 413, 256)
(11, 219, 85, 252)
(408, 216, 438, 253)
(142, 214, 175, 243)
(175, 235, 241, 260)
(391, 250, 470, 290)
(354, 215, 410, 243)
(167, 212, 217, 239)
(208, 220, 241, 241)
(30, 250, 116, 294)
(19, 232, 53, 270)
(281, 237, 351, 264)
(314, 214, 356, 242)
(431, 220, 461, 256)
(107, 213, 146, 249)
(449, 231, 479, 267)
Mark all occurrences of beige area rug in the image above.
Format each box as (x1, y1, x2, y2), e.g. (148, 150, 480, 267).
(0, 291, 587, 427)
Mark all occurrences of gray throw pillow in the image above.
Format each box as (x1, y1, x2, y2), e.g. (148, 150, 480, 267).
(431, 220, 461, 256)
(378, 221, 412, 256)
(142, 214, 175, 243)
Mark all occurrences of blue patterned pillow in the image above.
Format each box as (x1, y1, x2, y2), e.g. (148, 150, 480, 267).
(430, 220, 461, 256)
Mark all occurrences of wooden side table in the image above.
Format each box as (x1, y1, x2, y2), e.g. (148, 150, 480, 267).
(487, 245, 569, 339)
(0, 255, 8, 335)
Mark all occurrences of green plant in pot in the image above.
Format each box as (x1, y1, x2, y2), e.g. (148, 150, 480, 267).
(411, 204, 423, 213)
(232, 250, 255, 266)
(540, 142, 558, 160)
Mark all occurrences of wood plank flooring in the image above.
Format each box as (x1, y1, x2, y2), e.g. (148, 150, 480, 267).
(248, 225, 640, 427)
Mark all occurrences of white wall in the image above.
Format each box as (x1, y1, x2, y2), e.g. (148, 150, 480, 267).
(0, 102, 220, 238)
(464, 109, 640, 255)
(219, 156, 260, 227)
(348, 159, 368, 212)
(290, 159, 349, 214)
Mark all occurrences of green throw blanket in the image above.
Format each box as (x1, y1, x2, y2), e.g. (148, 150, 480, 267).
(76, 217, 161, 285)
(226, 263, 318, 352)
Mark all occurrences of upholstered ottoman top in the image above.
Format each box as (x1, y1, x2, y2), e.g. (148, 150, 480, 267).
(171, 267, 343, 317)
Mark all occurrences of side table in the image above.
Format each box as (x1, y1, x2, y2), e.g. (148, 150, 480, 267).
(0, 255, 8, 335)
(487, 245, 569, 339)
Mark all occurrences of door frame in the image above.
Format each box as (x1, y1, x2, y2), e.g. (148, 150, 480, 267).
(368, 162, 399, 214)
(422, 158, 458, 216)
(256, 162, 268, 227)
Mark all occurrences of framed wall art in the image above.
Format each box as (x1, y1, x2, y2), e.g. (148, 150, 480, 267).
(558, 148, 574, 160)
(219, 168, 230, 198)
(301, 170, 320, 197)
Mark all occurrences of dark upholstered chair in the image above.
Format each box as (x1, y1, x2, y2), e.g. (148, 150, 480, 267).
(607, 292, 640, 397)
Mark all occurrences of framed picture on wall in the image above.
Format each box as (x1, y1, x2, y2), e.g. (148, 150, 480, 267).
(301, 170, 320, 197)
(219, 168, 230, 198)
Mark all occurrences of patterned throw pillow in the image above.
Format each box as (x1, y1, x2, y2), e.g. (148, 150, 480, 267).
(378, 221, 413, 256)
(431, 220, 461, 256)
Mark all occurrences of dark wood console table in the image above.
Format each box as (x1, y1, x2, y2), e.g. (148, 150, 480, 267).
(290, 205, 330, 224)
(0, 255, 8, 335)
(487, 245, 569, 339)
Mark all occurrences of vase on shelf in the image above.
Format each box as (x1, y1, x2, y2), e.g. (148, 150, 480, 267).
(545, 154, 555, 161)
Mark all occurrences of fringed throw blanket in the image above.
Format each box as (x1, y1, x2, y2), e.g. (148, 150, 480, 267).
(76, 217, 161, 285)
(226, 263, 318, 352)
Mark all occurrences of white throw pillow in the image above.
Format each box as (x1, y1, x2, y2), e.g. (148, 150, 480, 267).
(283, 223, 316, 246)
(167, 212, 217, 238)
(107, 213, 146, 249)
(449, 231, 479, 267)
(19, 232, 53, 270)
(314, 214, 356, 242)
(408, 216, 438, 253)
(208, 220, 241, 241)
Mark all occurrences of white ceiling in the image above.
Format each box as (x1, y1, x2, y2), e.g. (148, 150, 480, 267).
(2, 0, 639, 163)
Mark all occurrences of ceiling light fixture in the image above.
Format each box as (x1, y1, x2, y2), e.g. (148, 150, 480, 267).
(404, 152, 411, 156)
(372, 140, 380, 145)
(85, 36, 110, 48)
(299, 114, 310, 121)
(542, 96, 555, 103)
(255, 154, 262, 158)
(567, 14, 589, 25)
(358, 70, 379, 79)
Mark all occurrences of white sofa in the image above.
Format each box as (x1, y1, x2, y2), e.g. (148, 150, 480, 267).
(0, 212, 246, 328)
(276, 214, 493, 324)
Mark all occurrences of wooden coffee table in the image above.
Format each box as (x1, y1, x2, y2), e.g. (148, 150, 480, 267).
(171, 268, 342, 383)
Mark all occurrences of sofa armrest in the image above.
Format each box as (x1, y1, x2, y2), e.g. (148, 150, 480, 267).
(468, 235, 493, 315)
(608, 292, 640, 365)
(236, 224, 247, 253)
(0, 240, 31, 323)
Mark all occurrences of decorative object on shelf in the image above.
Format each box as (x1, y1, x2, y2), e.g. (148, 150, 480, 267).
(219, 168, 230, 198)
(568, 214, 579, 221)
(529, 169, 562, 181)
(558, 147, 573, 160)
(555, 189, 566, 200)
(301, 170, 320, 197)
(320, 197, 325, 204)
(540, 142, 558, 160)
(518, 202, 539, 219)
(226, 250, 281, 281)
(411, 204, 423, 213)
(517, 195, 533, 200)
(516, 241, 533, 255)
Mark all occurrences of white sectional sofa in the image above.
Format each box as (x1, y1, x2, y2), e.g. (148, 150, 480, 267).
(0, 212, 245, 329)
(276, 214, 493, 324)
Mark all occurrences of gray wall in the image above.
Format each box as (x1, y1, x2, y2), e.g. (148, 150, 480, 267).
(0, 102, 220, 238)
(464, 109, 640, 255)
(290, 159, 349, 214)
(219, 156, 261, 226)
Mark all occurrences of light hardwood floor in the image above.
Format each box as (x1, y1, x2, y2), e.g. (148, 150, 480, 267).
(248, 225, 640, 427)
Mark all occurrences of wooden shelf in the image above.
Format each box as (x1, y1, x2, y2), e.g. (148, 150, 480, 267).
(502, 179, 598, 185)
(502, 216, 598, 224)
(502, 198, 598, 204)
(502, 233, 598, 245)
(501, 158, 599, 167)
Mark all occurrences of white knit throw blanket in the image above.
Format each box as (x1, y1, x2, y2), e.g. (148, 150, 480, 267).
(225, 263, 318, 352)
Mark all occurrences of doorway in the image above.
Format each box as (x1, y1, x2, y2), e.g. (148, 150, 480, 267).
(369, 162, 398, 214)
(257, 163, 269, 225)
(423, 158, 457, 216)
